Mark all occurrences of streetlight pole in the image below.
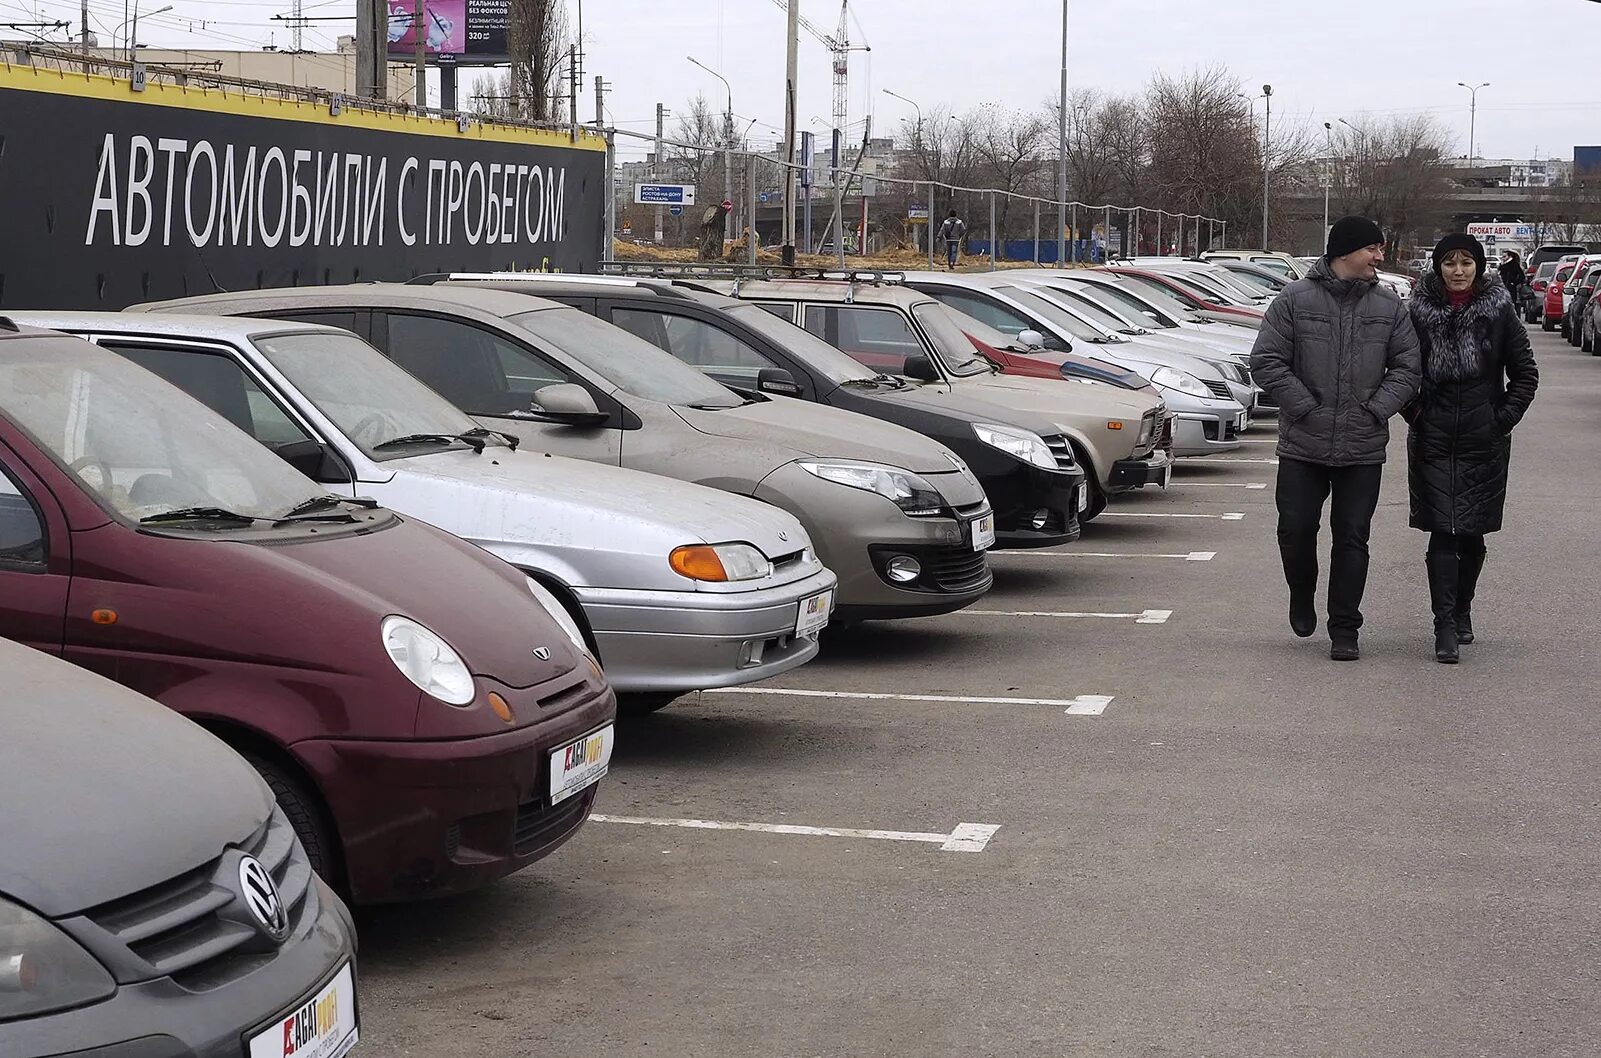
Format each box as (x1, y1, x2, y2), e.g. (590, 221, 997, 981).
(688, 56, 735, 247)
(1458, 81, 1489, 162)
(1261, 83, 1273, 250)
(1057, 0, 1068, 267)
(1323, 121, 1333, 239)
(884, 88, 926, 256)
(781, 0, 799, 265)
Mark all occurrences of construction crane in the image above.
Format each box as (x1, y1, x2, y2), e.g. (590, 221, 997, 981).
(766, 0, 869, 138)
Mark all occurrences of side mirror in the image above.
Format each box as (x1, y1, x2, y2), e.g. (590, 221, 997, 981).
(272, 439, 351, 484)
(529, 383, 609, 427)
(757, 367, 804, 397)
(1017, 328, 1047, 350)
(903, 355, 940, 382)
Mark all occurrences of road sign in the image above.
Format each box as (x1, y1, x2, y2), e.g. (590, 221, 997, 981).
(1466, 223, 1534, 240)
(669, 204, 684, 217)
(760, 192, 771, 204)
(635, 183, 696, 206)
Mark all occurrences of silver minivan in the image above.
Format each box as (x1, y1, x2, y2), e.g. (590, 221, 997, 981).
(138, 287, 996, 622)
(19, 312, 836, 709)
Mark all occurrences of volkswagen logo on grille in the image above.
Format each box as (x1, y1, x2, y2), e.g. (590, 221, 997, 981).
(533, 646, 551, 661)
(238, 856, 287, 940)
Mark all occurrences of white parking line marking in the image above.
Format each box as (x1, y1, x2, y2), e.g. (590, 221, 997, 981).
(1099, 511, 1245, 521)
(590, 814, 1002, 853)
(962, 608, 1172, 623)
(702, 686, 1114, 712)
(1183, 482, 1268, 489)
(1186, 457, 1280, 465)
(995, 550, 1216, 561)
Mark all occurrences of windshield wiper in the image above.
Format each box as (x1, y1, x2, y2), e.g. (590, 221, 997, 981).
(271, 494, 364, 525)
(139, 507, 262, 526)
(461, 426, 518, 452)
(372, 433, 486, 454)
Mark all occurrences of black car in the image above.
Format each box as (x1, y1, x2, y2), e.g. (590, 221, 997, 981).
(417, 273, 1088, 549)
(1565, 264, 1601, 347)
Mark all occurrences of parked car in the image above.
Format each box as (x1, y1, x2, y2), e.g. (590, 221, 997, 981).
(1207, 259, 1292, 296)
(1561, 257, 1601, 340)
(0, 321, 616, 902)
(1585, 281, 1601, 354)
(1527, 243, 1588, 274)
(1526, 261, 1561, 324)
(1544, 263, 1577, 331)
(0, 638, 359, 1058)
(19, 311, 835, 706)
(139, 286, 995, 622)
(1117, 258, 1272, 308)
(1567, 264, 1601, 348)
(417, 271, 1087, 548)
(900, 273, 1249, 455)
(1099, 266, 1268, 328)
(1200, 249, 1309, 279)
(701, 277, 1173, 520)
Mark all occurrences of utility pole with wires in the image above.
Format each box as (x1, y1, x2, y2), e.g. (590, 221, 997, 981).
(413, 0, 425, 108)
(80, 0, 90, 69)
(290, 0, 302, 51)
(567, 44, 578, 140)
(781, 0, 799, 265)
(654, 102, 669, 245)
(593, 75, 608, 128)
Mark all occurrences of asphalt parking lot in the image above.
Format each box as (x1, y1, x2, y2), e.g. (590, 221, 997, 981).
(356, 328, 1599, 1058)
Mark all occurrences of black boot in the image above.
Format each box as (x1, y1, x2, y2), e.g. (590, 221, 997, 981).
(1427, 551, 1460, 664)
(1456, 546, 1486, 645)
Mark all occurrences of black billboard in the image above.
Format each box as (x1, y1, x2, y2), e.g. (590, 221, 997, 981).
(0, 66, 605, 310)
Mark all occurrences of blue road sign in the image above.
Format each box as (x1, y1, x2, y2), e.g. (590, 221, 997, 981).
(759, 192, 771, 203)
(635, 183, 696, 206)
(669, 204, 685, 216)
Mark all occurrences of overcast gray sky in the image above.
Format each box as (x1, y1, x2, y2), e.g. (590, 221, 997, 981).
(18, 0, 1601, 163)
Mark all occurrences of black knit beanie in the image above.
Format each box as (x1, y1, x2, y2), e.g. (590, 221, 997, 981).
(1325, 216, 1386, 259)
(1431, 232, 1486, 279)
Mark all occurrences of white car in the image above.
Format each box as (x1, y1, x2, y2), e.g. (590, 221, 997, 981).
(15, 312, 838, 708)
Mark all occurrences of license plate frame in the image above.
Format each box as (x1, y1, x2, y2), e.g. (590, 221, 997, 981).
(795, 588, 833, 639)
(246, 961, 358, 1058)
(550, 724, 614, 806)
(971, 512, 996, 552)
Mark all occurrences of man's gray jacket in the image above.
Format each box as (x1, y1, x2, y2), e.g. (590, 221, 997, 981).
(1250, 257, 1422, 465)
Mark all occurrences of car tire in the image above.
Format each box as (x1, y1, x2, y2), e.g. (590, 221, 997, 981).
(243, 751, 338, 881)
(616, 693, 680, 716)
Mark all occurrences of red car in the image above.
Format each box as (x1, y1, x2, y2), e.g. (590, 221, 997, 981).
(0, 323, 616, 903)
(1544, 263, 1576, 332)
(1101, 267, 1268, 326)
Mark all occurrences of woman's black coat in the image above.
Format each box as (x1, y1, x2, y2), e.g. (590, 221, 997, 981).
(1405, 273, 1539, 535)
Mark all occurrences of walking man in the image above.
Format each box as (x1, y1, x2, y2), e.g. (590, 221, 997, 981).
(1250, 216, 1422, 661)
(937, 210, 966, 269)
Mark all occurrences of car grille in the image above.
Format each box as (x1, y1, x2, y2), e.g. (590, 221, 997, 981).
(514, 786, 596, 856)
(72, 805, 316, 991)
(1159, 414, 1175, 453)
(1043, 434, 1077, 471)
(1135, 410, 1159, 457)
(1200, 377, 1233, 400)
(770, 549, 808, 573)
(924, 545, 991, 593)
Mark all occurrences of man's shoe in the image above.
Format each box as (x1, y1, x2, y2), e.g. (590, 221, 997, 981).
(1330, 640, 1360, 662)
(1289, 596, 1317, 638)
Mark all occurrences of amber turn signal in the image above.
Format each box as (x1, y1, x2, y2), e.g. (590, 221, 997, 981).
(668, 545, 728, 582)
(1106, 421, 1124, 430)
(91, 609, 118, 625)
(487, 692, 515, 725)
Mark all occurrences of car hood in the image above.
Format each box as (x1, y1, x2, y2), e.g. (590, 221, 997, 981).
(952, 370, 1161, 424)
(1093, 341, 1235, 381)
(673, 394, 958, 474)
(851, 382, 1065, 438)
(374, 448, 814, 590)
(0, 639, 274, 916)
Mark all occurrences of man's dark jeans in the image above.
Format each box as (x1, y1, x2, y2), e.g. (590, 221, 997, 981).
(1275, 457, 1384, 641)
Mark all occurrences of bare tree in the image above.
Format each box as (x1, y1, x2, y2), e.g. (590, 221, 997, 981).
(1330, 114, 1455, 254)
(969, 106, 1051, 245)
(503, 0, 569, 122)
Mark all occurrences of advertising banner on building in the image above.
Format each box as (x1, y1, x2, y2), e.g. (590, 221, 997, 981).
(0, 62, 605, 310)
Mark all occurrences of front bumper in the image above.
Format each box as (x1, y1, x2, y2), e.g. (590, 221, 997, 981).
(1109, 448, 1173, 491)
(1173, 411, 1244, 455)
(295, 671, 616, 903)
(986, 461, 1083, 549)
(577, 565, 837, 694)
(754, 463, 993, 620)
(11, 880, 356, 1058)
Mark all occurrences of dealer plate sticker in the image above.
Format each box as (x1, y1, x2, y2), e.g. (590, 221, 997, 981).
(1077, 485, 1089, 513)
(971, 513, 996, 552)
(551, 725, 614, 805)
(250, 962, 358, 1058)
(796, 588, 833, 638)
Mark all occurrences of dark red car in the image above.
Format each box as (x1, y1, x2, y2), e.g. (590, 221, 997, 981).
(0, 322, 616, 903)
(1102, 267, 1268, 326)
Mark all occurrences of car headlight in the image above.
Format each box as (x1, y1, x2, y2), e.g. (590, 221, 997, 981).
(668, 543, 773, 582)
(525, 577, 589, 654)
(797, 460, 945, 516)
(0, 896, 115, 1020)
(972, 423, 1056, 471)
(1150, 367, 1212, 398)
(381, 615, 475, 705)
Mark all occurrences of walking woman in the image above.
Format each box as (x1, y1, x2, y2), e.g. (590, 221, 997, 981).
(1406, 233, 1539, 663)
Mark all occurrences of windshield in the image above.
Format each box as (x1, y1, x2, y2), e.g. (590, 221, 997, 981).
(1225, 268, 1285, 294)
(1193, 268, 1267, 303)
(252, 331, 496, 459)
(911, 302, 991, 376)
(513, 307, 742, 409)
(2, 334, 325, 523)
(1066, 281, 1180, 327)
(997, 286, 1113, 342)
(1043, 287, 1140, 331)
(725, 303, 874, 384)
(1164, 271, 1238, 305)
(1110, 273, 1206, 316)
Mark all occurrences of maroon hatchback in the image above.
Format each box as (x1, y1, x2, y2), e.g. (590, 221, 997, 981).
(0, 321, 617, 903)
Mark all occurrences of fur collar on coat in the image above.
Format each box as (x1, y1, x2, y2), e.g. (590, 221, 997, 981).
(1410, 273, 1510, 382)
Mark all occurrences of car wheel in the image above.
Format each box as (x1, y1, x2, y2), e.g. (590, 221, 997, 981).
(616, 693, 681, 716)
(243, 751, 338, 882)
